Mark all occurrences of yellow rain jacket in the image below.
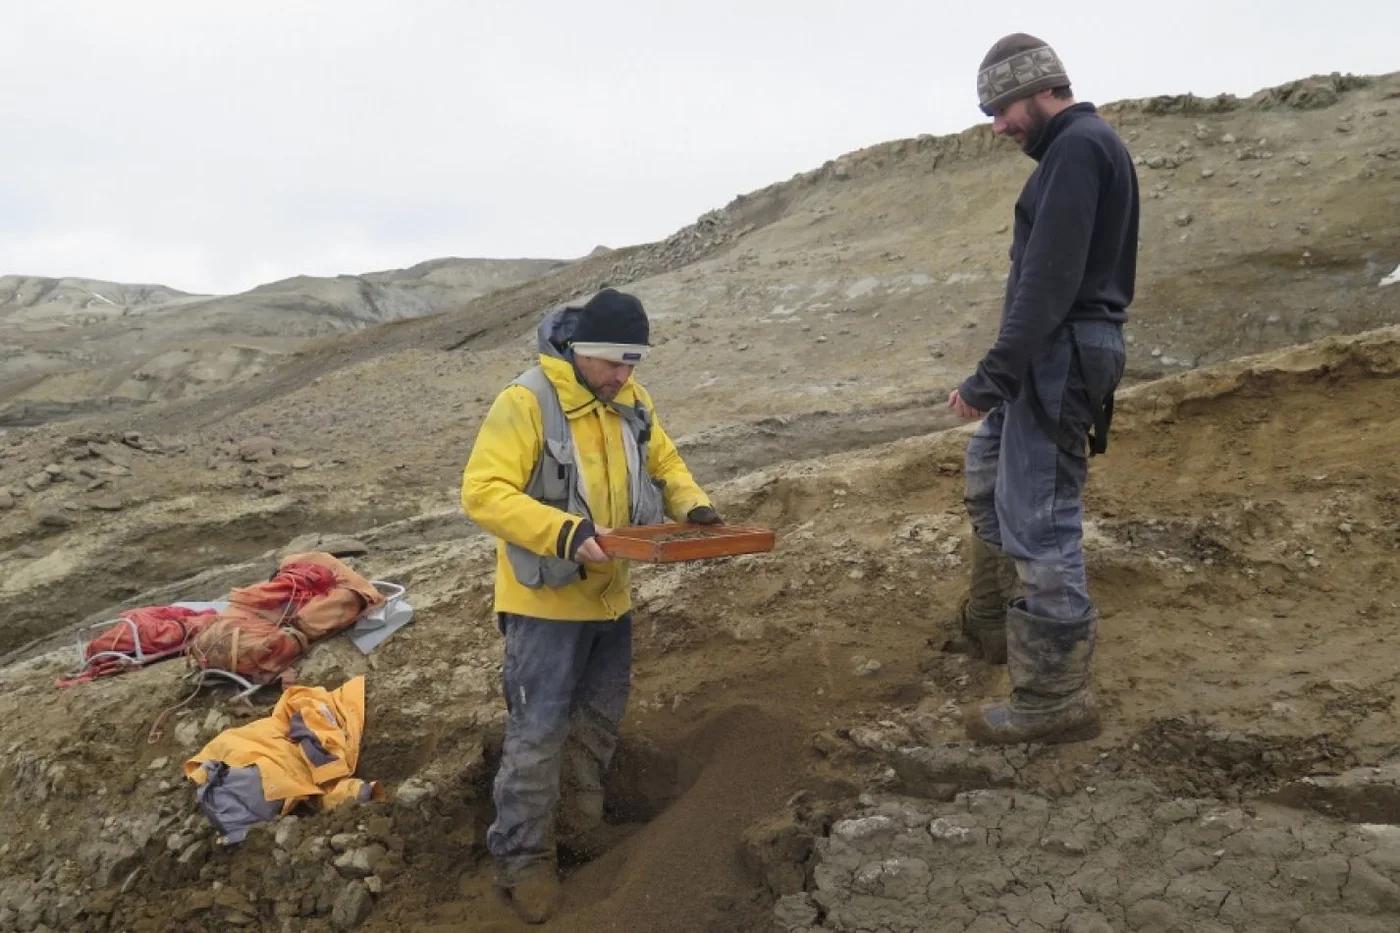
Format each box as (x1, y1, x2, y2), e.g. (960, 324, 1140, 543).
(461, 353, 710, 621)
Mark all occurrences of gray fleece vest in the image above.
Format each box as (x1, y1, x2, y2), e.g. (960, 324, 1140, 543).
(506, 366, 667, 589)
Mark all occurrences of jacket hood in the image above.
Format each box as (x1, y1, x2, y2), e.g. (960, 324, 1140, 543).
(533, 301, 639, 412)
(535, 302, 578, 361)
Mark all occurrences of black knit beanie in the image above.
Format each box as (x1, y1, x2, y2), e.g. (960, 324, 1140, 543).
(572, 288, 650, 348)
(977, 33, 1069, 115)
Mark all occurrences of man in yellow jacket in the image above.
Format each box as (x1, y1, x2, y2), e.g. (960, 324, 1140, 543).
(461, 288, 717, 923)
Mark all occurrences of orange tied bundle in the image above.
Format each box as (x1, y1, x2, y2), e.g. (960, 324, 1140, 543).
(188, 552, 386, 683)
(187, 616, 310, 685)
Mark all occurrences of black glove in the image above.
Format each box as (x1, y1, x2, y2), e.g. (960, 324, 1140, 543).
(687, 506, 723, 525)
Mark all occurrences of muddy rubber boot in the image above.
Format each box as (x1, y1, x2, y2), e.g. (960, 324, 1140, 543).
(954, 536, 1017, 663)
(506, 862, 561, 925)
(557, 735, 606, 839)
(964, 598, 1101, 745)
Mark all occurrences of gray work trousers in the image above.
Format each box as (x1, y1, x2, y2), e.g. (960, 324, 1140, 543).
(963, 320, 1126, 621)
(486, 612, 632, 880)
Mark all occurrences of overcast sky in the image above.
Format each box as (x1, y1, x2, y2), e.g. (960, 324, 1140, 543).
(3, 1, 1396, 295)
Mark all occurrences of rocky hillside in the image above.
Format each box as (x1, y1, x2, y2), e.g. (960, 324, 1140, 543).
(0, 257, 565, 427)
(0, 69, 1397, 933)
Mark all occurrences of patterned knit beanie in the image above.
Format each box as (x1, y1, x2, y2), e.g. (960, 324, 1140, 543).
(977, 33, 1070, 115)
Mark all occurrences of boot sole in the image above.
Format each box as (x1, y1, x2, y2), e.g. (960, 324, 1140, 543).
(964, 702, 1102, 745)
(965, 719, 1102, 745)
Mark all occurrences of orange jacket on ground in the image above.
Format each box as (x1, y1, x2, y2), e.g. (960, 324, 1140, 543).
(184, 676, 380, 841)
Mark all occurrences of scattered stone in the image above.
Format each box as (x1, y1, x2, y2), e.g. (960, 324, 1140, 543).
(1175, 211, 1194, 227)
(364, 876, 384, 895)
(173, 719, 201, 747)
(25, 472, 51, 491)
(1200, 168, 1215, 178)
(331, 881, 373, 930)
(774, 892, 820, 927)
(91, 443, 134, 467)
(335, 844, 386, 879)
(148, 757, 169, 771)
(238, 436, 277, 462)
(291, 458, 314, 470)
(855, 659, 883, 677)
(120, 868, 143, 895)
(204, 708, 232, 735)
(929, 816, 986, 845)
(849, 724, 910, 753)
(832, 815, 899, 849)
(329, 832, 361, 854)
(89, 495, 124, 512)
(34, 507, 73, 529)
(178, 839, 209, 866)
(274, 816, 303, 850)
(1294, 153, 1313, 166)
(0, 489, 12, 510)
(394, 778, 431, 806)
(258, 462, 293, 479)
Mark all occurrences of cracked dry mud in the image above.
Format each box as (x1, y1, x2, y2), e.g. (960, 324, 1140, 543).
(786, 780, 1400, 933)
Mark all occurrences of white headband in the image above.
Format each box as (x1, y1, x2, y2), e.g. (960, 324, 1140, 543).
(572, 342, 648, 364)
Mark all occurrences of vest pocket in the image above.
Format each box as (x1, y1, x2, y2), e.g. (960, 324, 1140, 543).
(539, 437, 574, 505)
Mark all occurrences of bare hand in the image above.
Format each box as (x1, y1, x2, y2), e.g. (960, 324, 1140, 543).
(575, 525, 612, 563)
(947, 389, 984, 421)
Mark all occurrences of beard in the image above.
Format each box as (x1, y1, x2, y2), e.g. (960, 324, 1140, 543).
(1018, 98, 1051, 153)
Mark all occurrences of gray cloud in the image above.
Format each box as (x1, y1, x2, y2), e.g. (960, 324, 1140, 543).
(3, 0, 1396, 293)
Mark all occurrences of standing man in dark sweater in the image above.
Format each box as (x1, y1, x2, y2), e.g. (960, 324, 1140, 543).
(945, 33, 1139, 744)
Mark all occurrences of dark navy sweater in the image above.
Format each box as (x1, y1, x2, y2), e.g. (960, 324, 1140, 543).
(959, 103, 1140, 411)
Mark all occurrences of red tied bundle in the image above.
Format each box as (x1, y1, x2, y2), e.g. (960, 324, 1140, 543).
(228, 563, 339, 621)
(57, 605, 217, 686)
